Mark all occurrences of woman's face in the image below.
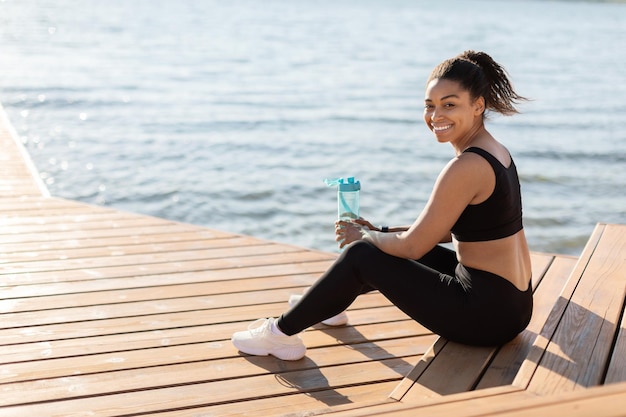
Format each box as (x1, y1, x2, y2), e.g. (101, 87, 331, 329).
(423, 78, 484, 145)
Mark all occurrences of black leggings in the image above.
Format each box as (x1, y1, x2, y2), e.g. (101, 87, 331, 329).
(277, 240, 533, 346)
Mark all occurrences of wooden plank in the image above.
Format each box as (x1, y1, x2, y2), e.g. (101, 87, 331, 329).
(0, 229, 234, 255)
(605, 302, 626, 384)
(0, 232, 251, 264)
(0, 196, 109, 213)
(400, 342, 497, 400)
(0, 304, 425, 348)
(0, 336, 435, 385)
(0, 289, 402, 332)
(0, 206, 133, 225)
(0, 316, 431, 362)
(0, 240, 308, 274)
(389, 252, 557, 401)
(1, 290, 395, 329)
(0, 215, 180, 235)
(2, 216, 222, 245)
(0, 252, 335, 298)
(388, 337, 448, 400)
(0, 273, 321, 314)
(0, 218, 192, 245)
(0, 258, 333, 300)
(524, 224, 626, 394)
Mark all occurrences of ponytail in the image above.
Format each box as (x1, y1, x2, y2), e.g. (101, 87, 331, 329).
(428, 50, 527, 116)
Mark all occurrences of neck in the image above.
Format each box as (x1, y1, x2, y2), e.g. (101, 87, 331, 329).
(452, 123, 488, 155)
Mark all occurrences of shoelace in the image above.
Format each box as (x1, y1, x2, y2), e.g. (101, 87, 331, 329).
(248, 318, 270, 335)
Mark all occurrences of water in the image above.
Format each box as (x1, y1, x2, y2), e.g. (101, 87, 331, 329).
(1, 0, 625, 256)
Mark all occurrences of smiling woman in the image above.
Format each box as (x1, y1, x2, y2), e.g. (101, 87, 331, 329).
(424, 79, 486, 144)
(232, 50, 535, 361)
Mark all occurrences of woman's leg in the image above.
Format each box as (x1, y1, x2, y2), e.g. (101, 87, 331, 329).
(277, 240, 465, 336)
(233, 240, 531, 359)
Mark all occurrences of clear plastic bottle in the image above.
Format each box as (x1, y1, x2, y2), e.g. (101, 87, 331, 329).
(325, 177, 360, 220)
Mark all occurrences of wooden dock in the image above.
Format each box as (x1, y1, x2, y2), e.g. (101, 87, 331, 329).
(2, 103, 626, 416)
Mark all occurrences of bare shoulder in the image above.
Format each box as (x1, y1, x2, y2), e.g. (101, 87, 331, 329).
(432, 154, 486, 200)
(441, 151, 492, 179)
(435, 152, 495, 205)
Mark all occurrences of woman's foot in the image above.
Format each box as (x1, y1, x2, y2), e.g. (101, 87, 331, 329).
(231, 318, 306, 361)
(288, 293, 349, 326)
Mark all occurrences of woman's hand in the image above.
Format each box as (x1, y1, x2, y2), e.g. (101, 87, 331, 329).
(335, 219, 371, 249)
(353, 217, 379, 231)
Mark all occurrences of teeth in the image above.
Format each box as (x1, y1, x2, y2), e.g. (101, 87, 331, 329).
(433, 124, 452, 131)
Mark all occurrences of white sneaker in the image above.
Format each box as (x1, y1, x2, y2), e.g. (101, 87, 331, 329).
(231, 318, 306, 361)
(288, 293, 349, 326)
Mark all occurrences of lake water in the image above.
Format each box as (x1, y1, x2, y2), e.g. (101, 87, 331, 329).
(1, 0, 625, 256)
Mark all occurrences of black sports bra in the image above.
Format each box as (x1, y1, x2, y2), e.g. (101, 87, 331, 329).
(451, 147, 523, 242)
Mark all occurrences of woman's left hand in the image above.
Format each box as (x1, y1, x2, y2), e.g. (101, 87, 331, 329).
(335, 220, 370, 248)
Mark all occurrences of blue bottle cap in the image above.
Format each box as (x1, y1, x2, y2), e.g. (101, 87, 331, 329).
(324, 177, 361, 191)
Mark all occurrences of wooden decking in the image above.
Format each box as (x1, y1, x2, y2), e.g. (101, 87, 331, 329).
(2, 103, 626, 416)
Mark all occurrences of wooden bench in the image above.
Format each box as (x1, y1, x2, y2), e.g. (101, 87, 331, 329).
(322, 222, 626, 417)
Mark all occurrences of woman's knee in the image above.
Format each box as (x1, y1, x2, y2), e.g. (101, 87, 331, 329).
(342, 240, 394, 272)
(344, 239, 380, 259)
(341, 240, 407, 291)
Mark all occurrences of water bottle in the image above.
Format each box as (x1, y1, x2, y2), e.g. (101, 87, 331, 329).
(324, 177, 361, 220)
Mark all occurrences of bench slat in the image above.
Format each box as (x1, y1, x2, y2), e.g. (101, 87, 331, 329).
(605, 306, 626, 384)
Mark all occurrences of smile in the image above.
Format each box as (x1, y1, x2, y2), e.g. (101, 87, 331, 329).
(432, 124, 452, 132)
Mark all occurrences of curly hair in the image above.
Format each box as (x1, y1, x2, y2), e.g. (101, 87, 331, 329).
(428, 51, 527, 116)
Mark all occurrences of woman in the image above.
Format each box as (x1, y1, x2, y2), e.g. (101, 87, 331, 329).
(232, 51, 533, 361)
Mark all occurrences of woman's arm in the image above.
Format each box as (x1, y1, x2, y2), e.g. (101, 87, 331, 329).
(353, 218, 410, 233)
(338, 153, 491, 259)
